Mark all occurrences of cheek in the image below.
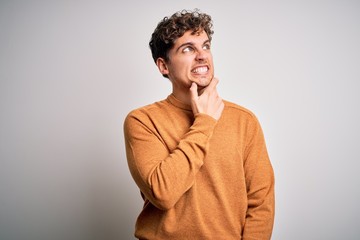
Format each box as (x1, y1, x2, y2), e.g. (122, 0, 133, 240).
(168, 57, 193, 75)
(175, 62, 191, 74)
(208, 55, 214, 64)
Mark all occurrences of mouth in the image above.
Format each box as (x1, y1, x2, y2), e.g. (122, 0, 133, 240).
(191, 66, 209, 74)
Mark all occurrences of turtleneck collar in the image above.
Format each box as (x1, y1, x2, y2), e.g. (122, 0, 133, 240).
(166, 94, 192, 111)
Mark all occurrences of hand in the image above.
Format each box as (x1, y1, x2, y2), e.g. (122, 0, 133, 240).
(189, 78, 224, 120)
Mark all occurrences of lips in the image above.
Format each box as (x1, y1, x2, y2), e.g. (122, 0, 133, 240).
(191, 66, 209, 74)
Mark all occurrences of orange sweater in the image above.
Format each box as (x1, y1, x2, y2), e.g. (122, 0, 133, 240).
(124, 94, 275, 239)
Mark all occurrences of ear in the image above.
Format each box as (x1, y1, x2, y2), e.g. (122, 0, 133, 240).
(156, 58, 169, 76)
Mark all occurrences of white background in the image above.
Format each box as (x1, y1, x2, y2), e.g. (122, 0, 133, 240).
(1, 0, 359, 239)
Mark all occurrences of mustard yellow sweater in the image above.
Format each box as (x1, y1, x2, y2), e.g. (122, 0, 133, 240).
(124, 94, 275, 239)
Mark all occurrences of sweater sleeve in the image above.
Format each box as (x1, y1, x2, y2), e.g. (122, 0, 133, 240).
(124, 112, 217, 210)
(242, 117, 275, 240)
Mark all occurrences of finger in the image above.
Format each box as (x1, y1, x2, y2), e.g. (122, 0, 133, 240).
(189, 82, 198, 100)
(204, 77, 219, 93)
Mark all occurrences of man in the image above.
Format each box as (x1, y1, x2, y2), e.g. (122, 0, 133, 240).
(124, 9, 275, 239)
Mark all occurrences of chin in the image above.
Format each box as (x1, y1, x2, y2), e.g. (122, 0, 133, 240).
(196, 76, 212, 87)
(196, 83, 210, 89)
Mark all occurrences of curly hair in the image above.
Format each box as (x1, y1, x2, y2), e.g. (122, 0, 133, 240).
(149, 9, 214, 64)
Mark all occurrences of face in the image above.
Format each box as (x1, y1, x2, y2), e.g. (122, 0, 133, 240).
(157, 30, 214, 93)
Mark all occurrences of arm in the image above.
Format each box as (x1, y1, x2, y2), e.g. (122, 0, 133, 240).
(124, 112, 216, 210)
(124, 78, 224, 211)
(242, 118, 275, 240)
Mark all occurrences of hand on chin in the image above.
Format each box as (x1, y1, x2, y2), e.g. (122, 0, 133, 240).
(192, 78, 212, 95)
(195, 74, 212, 85)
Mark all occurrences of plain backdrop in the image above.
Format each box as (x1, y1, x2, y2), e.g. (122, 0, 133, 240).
(1, 0, 360, 239)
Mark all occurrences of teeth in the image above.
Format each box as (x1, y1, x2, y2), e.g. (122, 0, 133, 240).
(193, 67, 208, 73)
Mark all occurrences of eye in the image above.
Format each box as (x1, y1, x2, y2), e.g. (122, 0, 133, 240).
(182, 46, 194, 53)
(203, 44, 211, 50)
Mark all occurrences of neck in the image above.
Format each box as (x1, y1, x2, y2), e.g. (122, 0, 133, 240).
(171, 88, 192, 106)
(171, 84, 206, 106)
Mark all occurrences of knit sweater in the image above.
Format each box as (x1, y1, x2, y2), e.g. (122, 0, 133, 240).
(124, 94, 275, 240)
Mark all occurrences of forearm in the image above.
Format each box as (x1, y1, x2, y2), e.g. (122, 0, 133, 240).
(242, 177, 275, 239)
(242, 153, 275, 239)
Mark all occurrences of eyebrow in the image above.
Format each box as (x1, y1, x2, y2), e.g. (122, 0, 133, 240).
(176, 39, 211, 52)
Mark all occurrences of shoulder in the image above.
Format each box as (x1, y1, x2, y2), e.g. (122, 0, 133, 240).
(123, 98, 171, 129)
(223, 100, 258, 122)
(222, 100, 265, 140)
(126, 99, 167, 118)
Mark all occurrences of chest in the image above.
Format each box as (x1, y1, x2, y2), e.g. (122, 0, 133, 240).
(156, 111, 246, 173)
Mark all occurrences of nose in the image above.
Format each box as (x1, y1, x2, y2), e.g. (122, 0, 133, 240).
(195, 48, 207, 62)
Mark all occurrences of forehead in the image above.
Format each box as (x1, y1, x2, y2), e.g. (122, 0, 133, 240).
(173, 30, 210, 47)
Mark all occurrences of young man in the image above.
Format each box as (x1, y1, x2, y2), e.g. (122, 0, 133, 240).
(124, 9, 275, 239)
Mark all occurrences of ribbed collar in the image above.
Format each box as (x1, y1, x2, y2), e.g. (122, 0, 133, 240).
(167, 94, 192, 111)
